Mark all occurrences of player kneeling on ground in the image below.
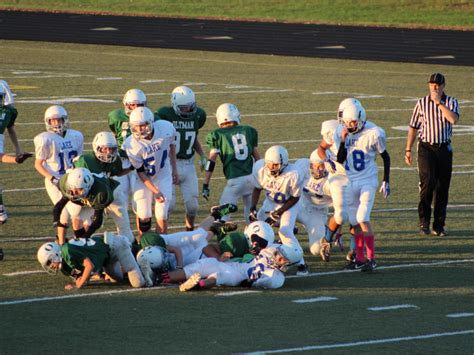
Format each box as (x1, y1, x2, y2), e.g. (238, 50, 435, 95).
(161, 243, 302, 292)
(37, 232, 145, 290)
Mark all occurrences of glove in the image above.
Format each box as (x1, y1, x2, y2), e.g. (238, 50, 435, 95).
(325, 158, 336, 174)
(379, 181, 390, 199)
(50, 176, 60, 187)
(15, 152, 33, 164)
(248, 208, 258, 222)
(199, 156, 207, 172)
(202, 184, 210, 200)
(265, 210, 281, 226)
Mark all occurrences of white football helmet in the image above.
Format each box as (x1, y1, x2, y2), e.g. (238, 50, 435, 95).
(137, 246, 169, 272)
(0, 85, 5, 106)
(123, 89, 147, 116)
(337, 98, 366, 134)
(92, 131, 118, 163)
(216, 103, 240, 126)
(264, 145, 289, 177)
(44, 105, 69, 135)
(37, 242, 62, 275)
(129, 107, 154, 140)
(65, 167, 94, 201)
(309, 149, 328, 179)
(244, 221, 275, 254)
(171, 86, 197, 118)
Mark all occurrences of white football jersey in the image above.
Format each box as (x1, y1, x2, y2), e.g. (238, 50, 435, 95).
(320, 119, 340, 158)
(252, 159, 303, 204)
(294, 159, 332, 207)
(34, 129, 84, 177)
(123, 120, 176, 178)
(333, 121, 386, 181)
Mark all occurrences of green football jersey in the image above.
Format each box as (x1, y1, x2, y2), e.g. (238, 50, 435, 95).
(219, 231, 250, 258)
(73, 151, 124, 178)
(61, 236, 110, 274)
(206, 125, 258, 179)
(108, 108, 160, 148)
(0, 105, 18, 134)
(155, 106, 206, 160)
(140, 231, 167, 249)
(59, 174, 117, 210)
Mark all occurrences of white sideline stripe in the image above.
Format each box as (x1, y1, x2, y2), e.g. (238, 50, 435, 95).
(2, 260, 474, 304)
(368, 304, 419, 311)
(244, 329, 474, 354)
(285, 259, 474, 279)
(446, 313, 474, 318)
(292, 296, 337, 303)
(4, 270, 43, 276)
(0, 286, 167, 306)
(215, 290, 262, 297)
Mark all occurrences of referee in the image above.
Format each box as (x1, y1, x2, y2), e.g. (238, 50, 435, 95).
(405, 73, 460, 236)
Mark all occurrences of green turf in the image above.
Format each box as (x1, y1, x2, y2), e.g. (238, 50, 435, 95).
(1, 0, 473, 30)
(0, 40, 473, 353)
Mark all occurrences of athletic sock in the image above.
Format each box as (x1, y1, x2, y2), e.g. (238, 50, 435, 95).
(324, 225, 336, 243)
(365, 235, 375, 260)
(354, 234, 365, 263)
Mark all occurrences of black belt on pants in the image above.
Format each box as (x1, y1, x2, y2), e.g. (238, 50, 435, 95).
(419, 140, 450, 149)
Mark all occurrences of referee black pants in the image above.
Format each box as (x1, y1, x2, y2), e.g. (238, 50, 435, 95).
(417, 141, 453, 231)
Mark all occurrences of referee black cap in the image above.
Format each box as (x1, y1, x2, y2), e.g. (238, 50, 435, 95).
(428, 73, 445, 85)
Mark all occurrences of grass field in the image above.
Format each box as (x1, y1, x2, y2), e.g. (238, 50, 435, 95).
(1, 0, 473, 30)
(0, 39, 473, 353)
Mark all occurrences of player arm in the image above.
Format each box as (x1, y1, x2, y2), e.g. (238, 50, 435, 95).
(6, 125, 22, 155)
(137, 170, 162, 197)
(380, 150, 391, 183)
(82, 209, 105, 239)
(166, 245, 184, 269)
(250, 187, 262, 212)
(73, 257, 95, 289)
(275, 195, 300, 215)
(203, 150, 219, 185)
(193, 138, 205, 157)
(404, 127, 418, 166)
(252, 147, 261, 161)
(317, 139, 332, 160)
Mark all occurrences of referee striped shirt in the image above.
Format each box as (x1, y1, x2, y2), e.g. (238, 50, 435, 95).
(409, 94, 460, 144)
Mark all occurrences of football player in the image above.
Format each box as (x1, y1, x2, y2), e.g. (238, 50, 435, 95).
(162, 243, 302, 291)
(73, 131, 134, 243)
(0, 83, 32, 224)
(321, 98, 391, 271)
(37, 232, 145, 290)
(294, 150, 352, 263)
(203, 103, 260, 222)
(155, 86, 207, 231)
(135, 203, 238, 286)
(250, 145, 307, 274)
(34, 105, 84, 243)
(53, 167, 116, 242)
(123, 107, 178, 234)
(203, 220, 274, 261)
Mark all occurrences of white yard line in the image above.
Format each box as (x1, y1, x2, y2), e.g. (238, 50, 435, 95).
(446, 313, 474, 318)
(215, 290, 262, 297)
(2, 259, 473, 304)
(0, 286, 168, 306)
(368, 304, 419, 311)
(244, 329, 474, 354)
(292, 296, 338, 303)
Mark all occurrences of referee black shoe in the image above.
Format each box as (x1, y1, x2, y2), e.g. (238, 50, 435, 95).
(419, 226, 431, 236)
(432, 229, 448, 237)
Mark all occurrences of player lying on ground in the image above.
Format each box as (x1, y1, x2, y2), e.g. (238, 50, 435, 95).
(37, 232, 145, 290)
(162, 243, 303, 292)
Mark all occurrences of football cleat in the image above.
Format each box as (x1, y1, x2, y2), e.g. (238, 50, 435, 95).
(432, 229, 447, 237)
(346, 249, 356, 262)
(179, 273, 202, 292)
(419, 225, 430, 236)
(210, 221, 238, 241)
(319, 238, 331, 262)
(344, 260, 365, 271)
(210, 203, 238, 220)
(296, 263, 310, 276)
(0, 205, 7, 225)
(361, 259, 377, 272)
